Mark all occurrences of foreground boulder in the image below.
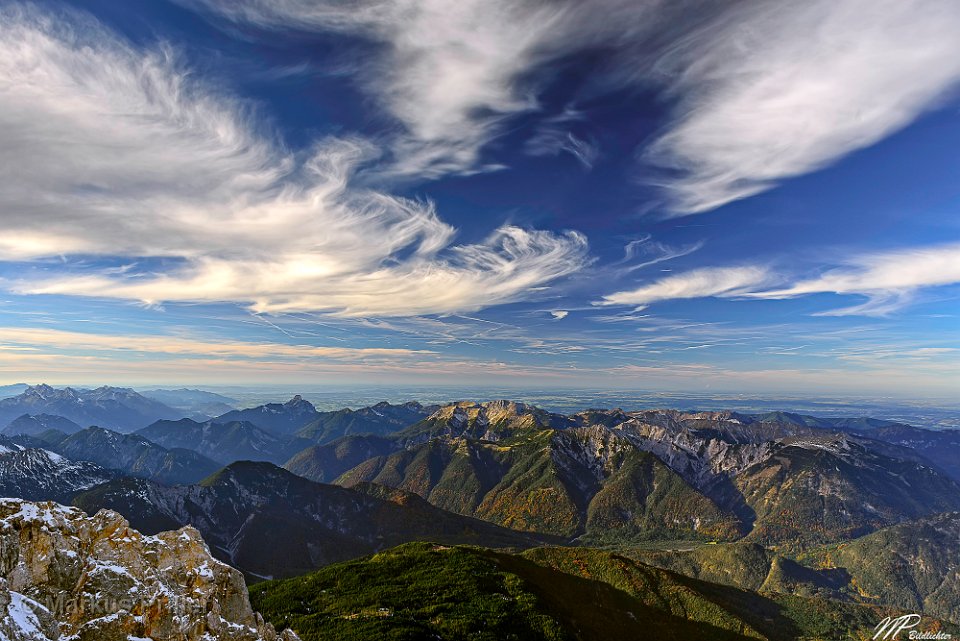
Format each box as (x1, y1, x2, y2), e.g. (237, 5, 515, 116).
(0, 498, 299, 640)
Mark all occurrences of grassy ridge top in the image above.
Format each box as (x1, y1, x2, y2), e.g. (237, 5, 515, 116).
(250, 542, 945, 641)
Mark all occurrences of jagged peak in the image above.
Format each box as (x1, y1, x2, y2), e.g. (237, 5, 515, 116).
(284, 394, 315, 411)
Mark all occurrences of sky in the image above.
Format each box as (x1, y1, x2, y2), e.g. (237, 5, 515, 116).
(0, 0, 958, 397)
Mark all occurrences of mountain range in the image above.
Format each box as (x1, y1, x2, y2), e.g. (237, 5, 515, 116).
(24, 426, 221, 485)
(0, 384, 182, 431)
(216, 395, 321, 435)
(1, 413, 82, 437)
(294, 401, 439, 443)
(71, 461, 548, 579)
(0, 438, 116, 502)
(0, 386, 955, 635)
(138, 418, 312, 466)
(288, 402, 960, 551)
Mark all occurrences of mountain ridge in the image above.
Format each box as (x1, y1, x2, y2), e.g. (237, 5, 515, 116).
(0, 384, 183, 432)
(71, 459, 551, 578)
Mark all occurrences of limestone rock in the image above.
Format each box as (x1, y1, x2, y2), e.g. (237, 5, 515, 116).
(0, 498, 299, 640)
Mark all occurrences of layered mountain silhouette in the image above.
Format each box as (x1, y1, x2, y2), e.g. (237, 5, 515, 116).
(138, 418, 313, 466)
(15, 426, 220, 485)
(0, 384, 182, 431)
(295, 401, 438, 443)
(215, 395, 320, 435)
(140, 387, 238, 419)
(1, 413, 82, 437)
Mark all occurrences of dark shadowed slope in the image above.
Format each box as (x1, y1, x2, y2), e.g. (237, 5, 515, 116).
(215, 395, 318, 435)
(25, 426, 220, 485)
(71, 460, 550, 579)
(138, 418, 312, 466)
(2, 413, 82, 437)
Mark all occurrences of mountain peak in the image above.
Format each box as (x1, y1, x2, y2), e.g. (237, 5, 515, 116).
(200, 459, 297, 488)
(401, 399, 565, 443)
(0, 385, 181, 432)
(23, 384, 61, 400)
(283, 394, 316, 413)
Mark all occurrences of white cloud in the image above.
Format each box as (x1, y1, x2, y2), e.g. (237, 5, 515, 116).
(525, 109, 599, 170)
(598, 266, 772, 307)
(0, 6, 589, 317)
(617, 237, 704, 273)
(21, 226, 588, 316)
(0, 327, 432, 361)
(748, 242, 960, 316)
(647, 0, 960, 213)
(179, 0, 690, 178)
(600, 243, 960, 316)
(175, 0, 960, 212)
(182, 0, 581, 177)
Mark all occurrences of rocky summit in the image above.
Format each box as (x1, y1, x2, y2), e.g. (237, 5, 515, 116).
(0, 498, 298, 641)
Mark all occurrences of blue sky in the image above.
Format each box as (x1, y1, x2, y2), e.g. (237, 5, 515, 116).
(0, 0, 957, 396)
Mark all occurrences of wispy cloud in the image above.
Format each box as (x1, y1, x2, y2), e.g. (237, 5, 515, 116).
(177, 0, 960, 214)
(748, 242, 960, 315)
(598, 266, 772, 307)
(179, 0, 696, 179)
(525, 109, 599, 170)
(600, 242, 960, 316)
(0, 5, 589, 317)
(0, 327, 433, 361)
(181, 0, 582, 178)
(617, 237, 704, 274)
(646, 0, 960, 213)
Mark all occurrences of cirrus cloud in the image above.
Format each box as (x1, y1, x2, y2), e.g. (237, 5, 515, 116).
(598, 266, 772, 307)
(0, 5, 589, 317)
(647, 0, 960, 213)
(599, 242, 960, 316)
(748, 242, 960, 316)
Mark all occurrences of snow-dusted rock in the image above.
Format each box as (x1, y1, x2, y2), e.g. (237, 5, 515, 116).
(0, 499, 299, 641)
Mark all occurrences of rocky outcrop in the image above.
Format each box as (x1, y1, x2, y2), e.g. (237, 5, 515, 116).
(0, 498, 299, 641)
(399, 400, 572, 444)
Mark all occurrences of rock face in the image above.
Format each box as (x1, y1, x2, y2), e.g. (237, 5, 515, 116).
(398, 400, 572, 444)
(0, 498, 299, 641)
(338, 422, 743, 543)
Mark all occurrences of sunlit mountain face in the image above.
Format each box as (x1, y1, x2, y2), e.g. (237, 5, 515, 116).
(0, 0, 957, 396)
